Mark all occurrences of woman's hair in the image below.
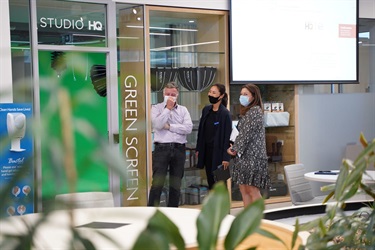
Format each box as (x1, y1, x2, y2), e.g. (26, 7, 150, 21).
(212, 83, 228, 107)
(240, 84, 263, 116)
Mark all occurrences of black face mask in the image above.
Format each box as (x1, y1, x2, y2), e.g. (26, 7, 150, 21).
(208, 95, 221, 104)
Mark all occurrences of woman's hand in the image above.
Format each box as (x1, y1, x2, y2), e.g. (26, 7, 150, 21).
(227, 146, 237, 156)
(222, 161, 230, 169)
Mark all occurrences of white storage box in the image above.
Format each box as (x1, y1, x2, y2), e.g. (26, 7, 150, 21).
(264, 112, 290, 127)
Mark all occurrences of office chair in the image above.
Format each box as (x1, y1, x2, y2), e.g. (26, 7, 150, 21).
(55, 192, 115, 209)
(284, 164, 326, 205)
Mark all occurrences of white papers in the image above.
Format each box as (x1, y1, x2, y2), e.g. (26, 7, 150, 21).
(230, 121, 239, 142)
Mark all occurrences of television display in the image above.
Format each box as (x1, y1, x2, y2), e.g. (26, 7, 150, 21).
(230, 0, 358, 84)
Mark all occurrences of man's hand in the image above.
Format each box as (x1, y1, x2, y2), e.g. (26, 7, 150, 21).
(163, 122, 170, 130)
(165, 97, 175, 110)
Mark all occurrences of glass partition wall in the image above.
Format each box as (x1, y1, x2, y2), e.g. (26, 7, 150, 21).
(6, 0, 229, 210)
(146, 7, 229, 206)
(148, 7, 229, 129)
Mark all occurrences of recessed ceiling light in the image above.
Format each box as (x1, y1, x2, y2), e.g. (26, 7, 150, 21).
(189, 20, 195, 23)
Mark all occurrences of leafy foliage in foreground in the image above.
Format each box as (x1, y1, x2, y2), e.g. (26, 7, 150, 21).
(133, 183, 287, 250)
(297, 134, 375, 249)
(135, 134, 375, 250)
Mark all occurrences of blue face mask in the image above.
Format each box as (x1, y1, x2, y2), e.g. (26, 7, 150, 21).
(239, 95, 250, 106)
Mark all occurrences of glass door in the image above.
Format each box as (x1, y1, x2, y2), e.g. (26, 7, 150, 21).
(38, 51, 109, 205)
(31, 0, 118, 209)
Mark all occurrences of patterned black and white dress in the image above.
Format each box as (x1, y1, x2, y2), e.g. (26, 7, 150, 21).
(231, 106, 270, 189)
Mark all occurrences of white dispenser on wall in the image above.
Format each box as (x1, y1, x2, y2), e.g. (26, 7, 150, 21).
(7, 112, 26, 152)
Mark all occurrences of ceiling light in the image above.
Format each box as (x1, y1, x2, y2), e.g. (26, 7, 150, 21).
(150, 32, 170, 36)
(127, 25, 197, 32)
(117, 36, 140, 40)
(150, 41, 219, 51)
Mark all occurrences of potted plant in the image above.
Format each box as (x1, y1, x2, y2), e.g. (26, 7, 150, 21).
(132, 133, 374, 249)
(296, 133, 375, 249)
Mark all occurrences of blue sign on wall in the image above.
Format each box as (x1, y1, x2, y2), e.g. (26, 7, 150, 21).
(0, 103, 34, 216)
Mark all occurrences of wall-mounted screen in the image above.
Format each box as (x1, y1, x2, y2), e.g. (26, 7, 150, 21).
(230, 0, 358, 84)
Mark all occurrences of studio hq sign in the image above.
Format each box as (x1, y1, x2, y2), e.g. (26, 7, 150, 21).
(39, 17, 103, 31)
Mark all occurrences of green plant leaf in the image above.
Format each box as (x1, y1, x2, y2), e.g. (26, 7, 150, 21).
(345, 160, 366, 185)
(197, 182, 230, 250)
(292, 218, 300, 250)
(299, 213, 331, 231)
(365, 209, 375, 245)
(256, 228, 286, 248)
(224, 198, 264, 250)
(340, 179, 360, 202)
(318, 218, 327, 236)
(132, 230, 170, 250)
(132, 209, 185, 250)
(360, 182, 375, 200)
(355, 138, 375, 163)
(72, 229, 96, 250)
(323, 191, 334, 203)
(320, 183, 335, 193)
(334, 162, 349, 199)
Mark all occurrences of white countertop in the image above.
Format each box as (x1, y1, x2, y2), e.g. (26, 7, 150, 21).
(0, 207, 235, 249)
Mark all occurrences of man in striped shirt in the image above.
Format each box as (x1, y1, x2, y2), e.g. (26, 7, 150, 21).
(148, 82, 193, 207)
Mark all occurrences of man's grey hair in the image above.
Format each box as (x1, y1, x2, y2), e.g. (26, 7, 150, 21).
(164, 82, 179, 92)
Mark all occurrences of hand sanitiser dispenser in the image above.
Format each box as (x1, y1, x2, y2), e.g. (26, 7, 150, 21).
(7, 113, 26, 152)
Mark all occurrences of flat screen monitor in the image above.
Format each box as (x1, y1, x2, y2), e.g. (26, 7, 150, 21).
(230, 0, 358, 84)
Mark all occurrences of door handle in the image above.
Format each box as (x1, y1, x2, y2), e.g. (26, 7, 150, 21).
(113, 133, 119, 144)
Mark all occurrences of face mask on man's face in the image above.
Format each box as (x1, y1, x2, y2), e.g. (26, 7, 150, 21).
(164, 95, 177, 103)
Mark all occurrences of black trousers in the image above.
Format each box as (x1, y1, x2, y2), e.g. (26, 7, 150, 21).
(148, 143, 185, 207)
(204, 144, 216, 190)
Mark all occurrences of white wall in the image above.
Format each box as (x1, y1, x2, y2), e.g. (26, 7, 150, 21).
(116, 0, 229, 10)
(126, 0, 375, 14)
(359, 0, 375, 18)
(117, 0, 375, 13)
(0, 0, 13, 103)
(298, 93, 375, 195)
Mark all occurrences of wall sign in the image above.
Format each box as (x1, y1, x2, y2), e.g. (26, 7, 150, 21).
(119, 7, 148, 206)
(39, 17, 103, 31)
(0, 103, 34, 216)
(36, 1, 106, 46)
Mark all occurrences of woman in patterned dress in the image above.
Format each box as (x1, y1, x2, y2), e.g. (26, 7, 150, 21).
(227, 84, 270, 207)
